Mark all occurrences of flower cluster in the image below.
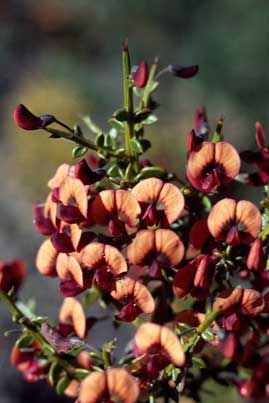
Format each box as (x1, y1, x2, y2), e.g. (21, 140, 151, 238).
(2, 45, 269, 403)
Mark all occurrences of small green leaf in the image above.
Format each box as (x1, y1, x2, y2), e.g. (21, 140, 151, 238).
(134, 108, 152, 123)
(172, 367, 182, 381)
(143, 114, 158, 125)
(104, 134, 113, 148)
(72, 146, 88, 159)
(201, 329, 215, 342)
(108, 118, 125, 132)
(129, 138, 143, 154)
(82, 116, 102, 135)
(192, 356, 206, 369)
(125, 162, 134, 181)
(107, 164, 120, 178)
(201, 195, 211, 213)
(73, 368, 91, 381)
(95, 132, 105, 148)
(16, 334, 34, 348)
(133, 86, 143, 97)
(49, 362, 61, 385)
(56, 376, 71, 395)
(113, 109, 129, 122)
(134, 166, 167, 181)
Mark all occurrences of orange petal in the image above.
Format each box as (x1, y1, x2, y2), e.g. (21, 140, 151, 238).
(155, 229, 185, 266)
(174, 310, 205, 328)
(241, 288, 264, 316)
(131, 178, 184, 224)
(115, 190, 141, 227)
(213, 288, 244, 314)
(214, 142, 240, 181)
(79, 371, 107, 403)
(48, 163, 71, 189)
(236, 200, 262, 240)
(134, 322, 161, 354)
(186, 219, 210, 259)
(131, 178, 164, 203)
(65, 380, 80, 398)
(70, 224, 82, 250)
(107, 368, 140, 403)
(127, 230, 155, 265)
(160, 325, 185, 366)
(111, 277, 155, 314)
(207, 198, 236, 240)
(81, 243, 127, 275)
(158, 182, 184, 224)
(59, 297, 86, 338)
(59, 176, 88, 218)
(134, 323, 185, 367)
(56, 253, 83, 287)
(187, 142, 215, 180)
(44, 192, 58, 227)
(77, 351, 94, 369)
(36, 239, 58, 276)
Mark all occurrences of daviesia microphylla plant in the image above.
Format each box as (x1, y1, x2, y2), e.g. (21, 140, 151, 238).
(3, 43, 269, 402)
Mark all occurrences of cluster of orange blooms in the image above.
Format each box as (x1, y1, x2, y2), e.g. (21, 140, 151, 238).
(4, 50, 269, 402)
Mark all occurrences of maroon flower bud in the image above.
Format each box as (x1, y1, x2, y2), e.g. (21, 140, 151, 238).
(247, 238, 266, 272)
(14, 104, 55, 130)
(140, 159, 152, 168)
(168, 64, 199, 79)
(132, 61, 149, 88)
(0, 260, 27, 293)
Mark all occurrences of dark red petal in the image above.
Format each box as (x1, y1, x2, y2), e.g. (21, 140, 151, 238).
(50, 232, 75, 253)
(58, 205, 85, 224)
(75, 159, 106, 185)
(59, 280, 85, 297)
(168, 64, 199, 78)
(116, 301, 142, 322)
(33, 204, 55, 235)
(132, 61, 149, 88)
(14, 104, 43, 130)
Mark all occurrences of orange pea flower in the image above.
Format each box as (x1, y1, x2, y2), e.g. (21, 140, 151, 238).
(79, 368, 139, 403)
(127, 229, 184, 278)
(133, 323, 185, 378)
(81, 242, 127, 290)
(207, 198, 261, 245)
(56, 253, 89, 296)
(187, 141, 240, 192)
(131, 177, 184, 226)
(111, 276, 155, 322)
(213, 288, 265, 317)
(59, 297, 87, 338)
(91, 189, 141, 236)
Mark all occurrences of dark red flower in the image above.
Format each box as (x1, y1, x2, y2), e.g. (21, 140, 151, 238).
(14, 104, 55, 130)
(0, 259, 26, 293)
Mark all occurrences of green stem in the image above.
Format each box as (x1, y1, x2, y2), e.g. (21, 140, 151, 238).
(196, 308, 220, 335)
(184, 308, 220, 353)
(122, 45, 134, 157)
(0, 289, 53, 351)
(44, 127, 118, 158)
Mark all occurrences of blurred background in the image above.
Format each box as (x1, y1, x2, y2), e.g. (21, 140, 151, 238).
(1, 0, 269, 402)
